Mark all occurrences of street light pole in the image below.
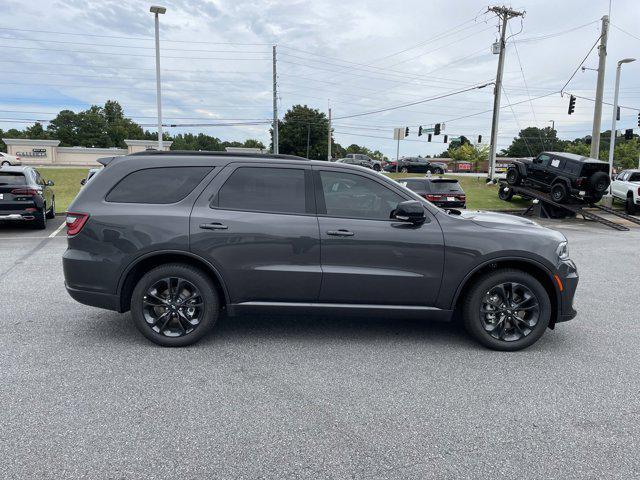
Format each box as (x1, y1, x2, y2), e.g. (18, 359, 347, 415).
(607, 58, 636, 195)
(150, 6, 166, 151)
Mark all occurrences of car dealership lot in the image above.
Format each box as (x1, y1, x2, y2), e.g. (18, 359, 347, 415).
(1, 218, 639, 478)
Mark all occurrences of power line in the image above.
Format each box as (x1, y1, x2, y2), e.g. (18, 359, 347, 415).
(559, 32, 602, 93)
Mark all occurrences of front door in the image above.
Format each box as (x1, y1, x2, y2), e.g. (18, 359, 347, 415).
(190, 163, 321, 305)
(314, 168, 444, 306)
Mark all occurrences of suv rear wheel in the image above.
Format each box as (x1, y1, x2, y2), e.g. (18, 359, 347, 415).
(131, 263, 220, 347)
(550, 182, 569, 203)
(462, 269, 551, 351)
(498, 185, 514, 201)
(506, 168, 521, 186)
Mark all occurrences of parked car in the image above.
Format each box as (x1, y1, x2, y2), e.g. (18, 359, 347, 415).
(383, 157, 446, 174)
(430, 161, 448, 173)
(80, 168, 102, 186)
(0, 152, 22, 166)
(398, 177, 466, 209)
(506, 152, 610, 204)
(63, 151, 578, 351)
(336, 154, 382, 171)
(0, 166, 55, 229)
(611, 169, 640, 214)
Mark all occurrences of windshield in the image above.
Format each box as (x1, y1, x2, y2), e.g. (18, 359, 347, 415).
(0, 172, 27, 185)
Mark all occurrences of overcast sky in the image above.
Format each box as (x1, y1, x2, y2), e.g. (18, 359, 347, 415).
(0, 0, 639, 157)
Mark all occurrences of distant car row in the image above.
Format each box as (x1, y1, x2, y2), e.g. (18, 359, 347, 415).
(383, 157, 447, 174)
(0, 152, 22, 166)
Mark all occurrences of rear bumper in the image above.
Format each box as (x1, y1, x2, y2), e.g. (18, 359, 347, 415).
(65, 283, 121, 312)
(0, 213, 36, 221)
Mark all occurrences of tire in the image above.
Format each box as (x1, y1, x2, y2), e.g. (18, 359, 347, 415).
(626, 196, 638, 215)
(400, 167, 408, 174)
(550, 182, 569, 203)
(434, 168, 443, 174)
(130, 263, 220, 347)
(588, 171, 610, 193)
(462, 269, 551, 351)
(33, 207, 47, 230)
(506, 167, 521, 186)
(498, 185, 514, 201)
(590, 193, 603, 204)
(1, 160, 10, 166)
(46, 197, 55, 219)
(373, 164, 381, 172)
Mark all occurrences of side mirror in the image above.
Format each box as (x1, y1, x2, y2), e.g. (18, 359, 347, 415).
(80, 178, 86, 185)
(392, 200, 426, 225)
(46, 180, 54, 186)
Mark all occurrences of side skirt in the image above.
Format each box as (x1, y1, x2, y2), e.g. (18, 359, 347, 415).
(227, 301, 454, 321)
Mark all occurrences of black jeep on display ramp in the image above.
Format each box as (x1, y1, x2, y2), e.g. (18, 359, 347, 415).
(504, 152, 610, 204)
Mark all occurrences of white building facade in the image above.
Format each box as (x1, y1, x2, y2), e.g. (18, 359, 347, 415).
(2, 138, 172, 166)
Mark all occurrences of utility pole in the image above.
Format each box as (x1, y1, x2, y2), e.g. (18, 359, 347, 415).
(327, 105, 332, 160)
(272, 45, 279, 154)
(590, 15, 609, 159)
(487, 6, 524, 182)
(150, 6, 166, 150)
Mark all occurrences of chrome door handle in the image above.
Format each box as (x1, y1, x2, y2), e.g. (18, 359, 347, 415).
(199, 223, 228, 230)
(326, 229, 354, 237)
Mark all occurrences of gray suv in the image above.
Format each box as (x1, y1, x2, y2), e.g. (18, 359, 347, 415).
(63, 152, 578, 351)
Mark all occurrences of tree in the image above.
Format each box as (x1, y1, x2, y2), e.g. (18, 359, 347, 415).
(25, 122, 48, 139)
(47, 109, 78, 146)
(501, 127, 565, 157)
(275, 105, 330, 159)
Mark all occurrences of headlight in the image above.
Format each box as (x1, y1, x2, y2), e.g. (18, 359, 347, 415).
(556, 241, 569, 260)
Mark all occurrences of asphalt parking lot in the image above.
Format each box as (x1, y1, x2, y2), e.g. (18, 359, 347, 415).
(1, 215, 639, 479)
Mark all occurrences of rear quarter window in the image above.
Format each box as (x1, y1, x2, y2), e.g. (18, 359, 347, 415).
(106, 166, 212, 204)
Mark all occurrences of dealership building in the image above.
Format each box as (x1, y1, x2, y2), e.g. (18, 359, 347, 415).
(2, 138, 172, 166)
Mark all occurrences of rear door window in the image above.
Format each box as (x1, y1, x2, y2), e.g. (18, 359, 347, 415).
(216, 166, 308, 215)
(0, 172, 27, 185)
(106, 166, 212, 204)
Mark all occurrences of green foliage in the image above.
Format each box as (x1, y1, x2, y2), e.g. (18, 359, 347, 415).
(449, 143, 489, 172)
(275, 105, 329, 159)
(501, 127, 564, 157)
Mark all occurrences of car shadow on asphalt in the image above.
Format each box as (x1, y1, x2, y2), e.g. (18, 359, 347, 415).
(86, 309, 479, 350)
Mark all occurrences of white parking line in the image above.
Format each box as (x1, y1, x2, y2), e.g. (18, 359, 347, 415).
(49, 221, 67, 238)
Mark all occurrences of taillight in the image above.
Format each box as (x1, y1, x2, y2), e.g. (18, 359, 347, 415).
(66, 212, 89, 236)
(575, 177, 585, 187)
(425, 194, 444, 201)
(11, 188, 39, 196)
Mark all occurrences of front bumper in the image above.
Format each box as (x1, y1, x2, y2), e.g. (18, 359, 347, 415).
(555, 259, 579, 323)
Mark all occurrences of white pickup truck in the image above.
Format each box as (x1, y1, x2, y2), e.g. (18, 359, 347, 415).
(611, 169, 640, 214)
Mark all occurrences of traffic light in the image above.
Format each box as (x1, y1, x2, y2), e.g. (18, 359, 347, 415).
(477, 135, 482, 144)
(624, 129, 633, 140)
(405, 127, 410, 137)
(637, 113, 640, 127)
(434, 123, 441, 135)
(568, 95, 576, 115)
(617, 107, 621, 121)
(427, 134, 432, 142)
(443, 135, 448, 143)
(418, 126, 423, 136)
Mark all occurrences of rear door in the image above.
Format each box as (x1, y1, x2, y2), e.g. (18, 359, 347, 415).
(314, 167, 444, 306)
(190, 162, 321, 305)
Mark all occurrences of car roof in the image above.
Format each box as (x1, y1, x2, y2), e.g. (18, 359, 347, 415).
(402, 177, 458, 182)
(544, 151, 608, 164)
(99, 150, 308, 166)
(0, 165, 30, 173)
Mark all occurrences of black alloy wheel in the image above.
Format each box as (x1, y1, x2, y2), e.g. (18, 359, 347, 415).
(479, 282, 540, 342)
(131, 264, 220, 346)
(46, 197, 56, 219)
(462, 269, 551, 351)
(550, 183, 568, 203)
(142, 277, 204, 337)
(498, 186, 514, 201)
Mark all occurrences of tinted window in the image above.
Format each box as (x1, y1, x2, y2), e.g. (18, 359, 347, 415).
(403, 180, 426, 192)
(319, 170, 403, 220)
(217, 167, 307, 214)
(0, 172, 27, 185)
(428, 180, 463, 193)
(106, 167, 211, 204)
(629, 172, 640, 182)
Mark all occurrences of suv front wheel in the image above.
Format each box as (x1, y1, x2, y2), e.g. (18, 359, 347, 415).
(131, 263, 220, 347)
(462, 269, 551, 351)
(506, 168, 521, 186)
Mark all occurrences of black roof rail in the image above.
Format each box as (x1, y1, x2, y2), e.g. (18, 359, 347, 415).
(126, 150, 309, 161)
